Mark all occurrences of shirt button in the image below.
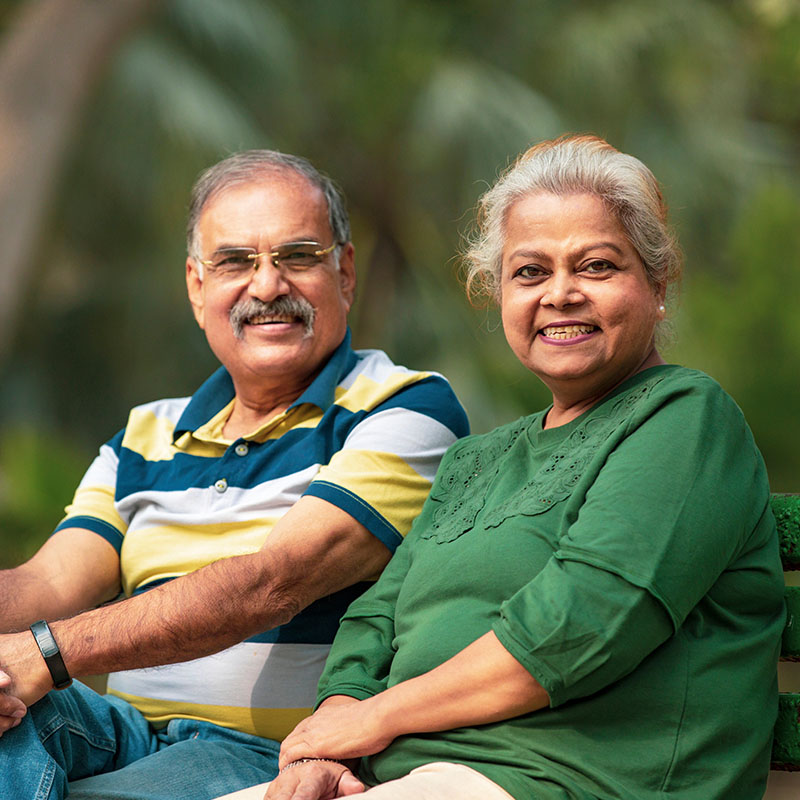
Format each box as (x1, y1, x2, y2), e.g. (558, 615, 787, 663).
(214, 478, 228, 493)
(234, 443, 249, 457)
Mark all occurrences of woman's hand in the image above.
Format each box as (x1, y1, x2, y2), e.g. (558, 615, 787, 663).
(278, 697, 396, 769)
(265, 760, 364, 800)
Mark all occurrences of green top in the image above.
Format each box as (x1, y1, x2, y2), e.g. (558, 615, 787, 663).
(317, 366, 785, 800)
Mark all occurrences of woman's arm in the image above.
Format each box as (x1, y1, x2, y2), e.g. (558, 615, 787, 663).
(279, 630, 548, 767)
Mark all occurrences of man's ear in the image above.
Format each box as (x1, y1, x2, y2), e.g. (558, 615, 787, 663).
(186, 258, 205, 329)
(337, 242, 357, 310)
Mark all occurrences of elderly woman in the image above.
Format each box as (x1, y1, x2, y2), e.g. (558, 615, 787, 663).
(218, 135, 784, 800)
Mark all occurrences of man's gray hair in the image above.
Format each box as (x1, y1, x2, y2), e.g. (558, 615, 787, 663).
(186, 149, 351, 263)
(463, 134, 682, 302)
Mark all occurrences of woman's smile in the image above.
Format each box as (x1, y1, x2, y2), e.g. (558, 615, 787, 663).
(538, 321, 599, 343)
(500, 191, 665, 420)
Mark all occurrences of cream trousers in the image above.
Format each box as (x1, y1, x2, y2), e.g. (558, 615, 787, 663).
(215, 761, 515, 800)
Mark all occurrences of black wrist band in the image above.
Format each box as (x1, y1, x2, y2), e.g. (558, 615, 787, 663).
(30, 620, 72, 690)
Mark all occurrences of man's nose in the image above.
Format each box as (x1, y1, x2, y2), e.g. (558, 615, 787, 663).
(247, 257, 292, 301)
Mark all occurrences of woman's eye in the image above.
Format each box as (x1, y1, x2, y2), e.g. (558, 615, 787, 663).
(583, 259, 616, 273)
(514, 265, 544, 279)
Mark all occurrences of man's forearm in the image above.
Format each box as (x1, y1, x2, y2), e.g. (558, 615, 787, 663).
(1, 528, 121, 634)
(55, 548, 296, 677)
(0, 567, 58, 633)
(0, 548, 297, 710)
(1, 497, 389, 709)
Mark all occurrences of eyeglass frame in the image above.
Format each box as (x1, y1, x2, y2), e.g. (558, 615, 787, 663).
(199, 240, 342, 278)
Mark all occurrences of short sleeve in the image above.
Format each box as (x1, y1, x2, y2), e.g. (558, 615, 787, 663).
(305, 378, 468, 551)
(53, 429, 127, 552)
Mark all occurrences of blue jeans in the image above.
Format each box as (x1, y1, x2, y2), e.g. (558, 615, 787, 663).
(0, 680, 280, 800)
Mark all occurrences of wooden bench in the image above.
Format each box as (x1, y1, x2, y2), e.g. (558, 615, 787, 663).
(764, 493, 800, 798)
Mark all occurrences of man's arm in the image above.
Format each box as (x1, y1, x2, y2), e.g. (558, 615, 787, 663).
(0, 495, 390, 712)
(1, 528, 121, 632)
(0, 527, 121, 728)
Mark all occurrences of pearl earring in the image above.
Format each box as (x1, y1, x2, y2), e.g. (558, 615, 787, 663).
(658, 304, 665, 313)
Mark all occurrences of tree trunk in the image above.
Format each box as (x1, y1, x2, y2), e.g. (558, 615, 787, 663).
(0, 0, 157, 360)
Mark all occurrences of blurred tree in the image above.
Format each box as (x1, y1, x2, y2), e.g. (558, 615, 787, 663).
(0, 0, 798, 561)
(0, 0, 157, 362)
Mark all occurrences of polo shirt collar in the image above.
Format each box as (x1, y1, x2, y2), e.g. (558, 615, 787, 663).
(173, 328, 357, 441)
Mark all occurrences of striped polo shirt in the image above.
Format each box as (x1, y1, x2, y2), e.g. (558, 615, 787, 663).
(56, 332, 469, 740)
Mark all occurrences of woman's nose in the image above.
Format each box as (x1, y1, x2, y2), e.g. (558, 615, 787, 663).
(540, 272, 584, 308)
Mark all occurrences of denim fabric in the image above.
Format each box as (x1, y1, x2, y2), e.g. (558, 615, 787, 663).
(0, 681, 280, 800)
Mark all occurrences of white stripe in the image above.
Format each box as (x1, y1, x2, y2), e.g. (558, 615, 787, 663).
(342, 409, 458, 482)
(107, 642, 330, 709)
(116, 464, 321, 528)
(340, 349, 420, 390)
(132, 396, 191, 423)
(77, 443, 120, 491)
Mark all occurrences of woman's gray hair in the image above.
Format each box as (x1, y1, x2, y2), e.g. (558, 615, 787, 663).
(463, 134, 682, 303)
(186, 150, 350, 263)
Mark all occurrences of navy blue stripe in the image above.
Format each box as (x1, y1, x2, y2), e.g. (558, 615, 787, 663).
(106, 428, 125, 456)
(304, 481, 403, 551)
(375, 376, 470, 437)
(173, 366, 234, 439)
(116, 377, 466, 501)
(291, 330, 356, 410)
(116, 407, 367, 497)
(245, 582, 370, 644)
(53, 516, 124, 553)
(131, 576, 175, 595)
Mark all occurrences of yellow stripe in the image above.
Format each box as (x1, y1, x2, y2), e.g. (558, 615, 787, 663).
(333, 372, 431, 413)
(171, 430, 227, 457)
(259, 405, 325, 440)
(63, 485, 126, 533)
(121, 518, 277, 595)
(107, 689, 311, 741)
(316, 451, 432, 535)
(122, 408, 184, 461)
(192, 399, 235, 445)
(123, 406, 234, 459)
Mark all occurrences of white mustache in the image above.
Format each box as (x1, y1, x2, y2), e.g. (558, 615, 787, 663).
(228, 296, 316, 339)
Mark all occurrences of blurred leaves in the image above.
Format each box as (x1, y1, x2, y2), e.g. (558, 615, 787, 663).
(0, 427, 86, 567)
(1, 0, 799, 559)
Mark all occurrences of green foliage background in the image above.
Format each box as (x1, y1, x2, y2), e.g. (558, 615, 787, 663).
(1, 0, 799, 566)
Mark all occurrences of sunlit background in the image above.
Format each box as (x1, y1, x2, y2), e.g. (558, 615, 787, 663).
(1, 0, 798, 566)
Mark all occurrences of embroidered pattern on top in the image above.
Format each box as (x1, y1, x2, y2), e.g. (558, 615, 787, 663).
(423, 419, 527, 543)
(425, 376, 666, 542)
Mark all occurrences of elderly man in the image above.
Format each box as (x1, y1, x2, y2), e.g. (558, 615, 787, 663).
(0, 150, 468, 799)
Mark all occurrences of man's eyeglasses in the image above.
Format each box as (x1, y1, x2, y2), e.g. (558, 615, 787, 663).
(200, 241, 339, 278)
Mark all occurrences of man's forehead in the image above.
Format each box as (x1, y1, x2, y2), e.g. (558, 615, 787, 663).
(197, 174, 330, 244)
(205, 170, 324, 210)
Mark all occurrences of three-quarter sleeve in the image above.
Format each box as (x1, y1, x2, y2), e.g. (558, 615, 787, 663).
(316, 537, 412, 706)
(493, 375, 774, 706)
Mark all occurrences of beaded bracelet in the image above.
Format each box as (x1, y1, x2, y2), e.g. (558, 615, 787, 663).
(279, 757, 343, 776)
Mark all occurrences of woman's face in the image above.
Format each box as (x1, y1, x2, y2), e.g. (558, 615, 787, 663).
(500, 192, 665, 408)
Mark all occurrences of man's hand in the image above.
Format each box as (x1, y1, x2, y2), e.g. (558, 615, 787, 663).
(265, 761, 364, 800)
(0, 631, 55, 717)
(0, 667, 27, 736)
(278, 698, 395, 770)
